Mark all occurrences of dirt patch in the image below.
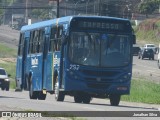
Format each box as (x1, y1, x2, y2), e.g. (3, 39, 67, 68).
(0, 58, 16, 63)
(138, 18, 160, 31)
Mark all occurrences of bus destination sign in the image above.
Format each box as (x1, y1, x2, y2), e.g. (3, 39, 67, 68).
(78, 21, 124, 30)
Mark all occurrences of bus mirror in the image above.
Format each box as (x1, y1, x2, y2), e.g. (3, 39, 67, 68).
(133, 35, 136, 44)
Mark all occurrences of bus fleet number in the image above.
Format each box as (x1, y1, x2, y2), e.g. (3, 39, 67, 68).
(70, 64, 79, 70)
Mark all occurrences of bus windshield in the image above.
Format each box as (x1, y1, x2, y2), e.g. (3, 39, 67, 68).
(69, 32, 131, 67)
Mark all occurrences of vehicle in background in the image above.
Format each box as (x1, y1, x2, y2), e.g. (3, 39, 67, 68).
(143, 44, 156, 54)
(132, 44, 140, 56)
(138, 48, 154, 60)
(0, 68, 10, 91)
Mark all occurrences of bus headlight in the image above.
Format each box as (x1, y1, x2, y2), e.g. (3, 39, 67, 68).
(69, 71, 79, 80)
(69, 71, 74, 75)
(119, 73, 131, 82)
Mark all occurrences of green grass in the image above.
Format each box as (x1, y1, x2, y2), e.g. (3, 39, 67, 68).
(122, 79, 160, 104)
(135, 29, 160, 45)
(0, 44, 17, 57)
(134, 18, 160, 45)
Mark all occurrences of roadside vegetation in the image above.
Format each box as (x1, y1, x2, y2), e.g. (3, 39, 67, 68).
(135, 18, 160, 46)
(0, 44, 17, 57)
(122, 79, 160, 104)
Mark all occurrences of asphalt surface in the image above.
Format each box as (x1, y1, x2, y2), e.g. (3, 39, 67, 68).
(0, 90, 159, 120)
(132, 54, 160, 84)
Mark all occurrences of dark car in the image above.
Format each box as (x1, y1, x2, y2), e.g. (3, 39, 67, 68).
(138, 48, 154, 60)
(0, 68, 10, 91)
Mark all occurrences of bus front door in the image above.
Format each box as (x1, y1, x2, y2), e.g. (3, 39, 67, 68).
(21, 31, 30, 90)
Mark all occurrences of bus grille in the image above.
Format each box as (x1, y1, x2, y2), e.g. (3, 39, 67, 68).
(80, 69, 119, 77)
(87, 78, 113, 83)
(87, 83, 110, 89)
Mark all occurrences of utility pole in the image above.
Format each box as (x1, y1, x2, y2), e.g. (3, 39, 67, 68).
(25, 0, 28, 23)
(86, 0, 90, 15)
(98, 0, 101, 16)
(3, 0, 6, 24)
(57, 0, 59, 18)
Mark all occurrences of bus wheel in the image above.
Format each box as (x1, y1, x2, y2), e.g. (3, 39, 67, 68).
(29, 78, 38, 99)
(38, 92, 46, 100)
(55, 82, 65, 101)
(82, 95, 91, 104)
(74, 95, 83, 103)
(1, 86, 5, 91)
(109, 94, 121, 106)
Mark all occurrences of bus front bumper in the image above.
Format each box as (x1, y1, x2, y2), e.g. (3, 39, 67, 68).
(64, 78, 130, 95)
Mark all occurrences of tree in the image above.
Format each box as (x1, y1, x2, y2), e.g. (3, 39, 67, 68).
(138, 0, 157, 18)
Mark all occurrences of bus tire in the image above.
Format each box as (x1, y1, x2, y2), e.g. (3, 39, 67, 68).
(109, 94, 121, 106)
(29, 77, 38, 99)
(55, 82, 65, 101)
(74, 95, 83, 103)
(82, 95, 91, 104)
(38, 92, 46, 100)
(1, 86, 5, 91)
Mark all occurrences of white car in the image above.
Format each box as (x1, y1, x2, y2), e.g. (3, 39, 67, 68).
(143, 44, 156, 53)
(0, 68, 10, 91)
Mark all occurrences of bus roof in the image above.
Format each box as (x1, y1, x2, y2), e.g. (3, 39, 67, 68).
(20, 16, 130, 32)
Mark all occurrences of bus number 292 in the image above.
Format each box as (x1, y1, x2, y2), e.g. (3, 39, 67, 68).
(70, 64, 79, 70)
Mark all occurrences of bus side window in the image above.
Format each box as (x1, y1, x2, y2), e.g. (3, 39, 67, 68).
(29, 31, 34, 54)
(33, 31, 39, 53)
(36, 30, 41, 53)
(39, 29, 45, 53)
(49, 27, 56, 52)
(28, 32, 30, 54)
(49, 26, 63, 51)
(57, 26, 63, 51)
(18, 33, 24, 56)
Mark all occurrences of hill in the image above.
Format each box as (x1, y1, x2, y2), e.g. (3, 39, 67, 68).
(135, 18, 160, 46)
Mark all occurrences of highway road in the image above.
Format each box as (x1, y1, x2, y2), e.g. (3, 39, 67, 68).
(0, 90, 159, 120)
(132, 54, 160, 83)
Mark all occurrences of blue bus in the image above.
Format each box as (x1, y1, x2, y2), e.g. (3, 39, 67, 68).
(15, 16, 136, 105)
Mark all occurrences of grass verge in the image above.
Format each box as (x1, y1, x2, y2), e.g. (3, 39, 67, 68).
(0, 44, 17, 57)
(122, 79, 160, 104)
